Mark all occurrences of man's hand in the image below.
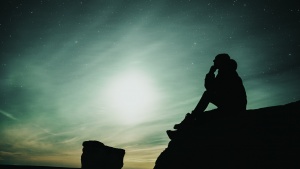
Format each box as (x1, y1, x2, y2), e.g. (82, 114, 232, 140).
(209, 65, 217, 74)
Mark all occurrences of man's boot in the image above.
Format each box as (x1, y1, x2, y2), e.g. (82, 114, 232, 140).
(166, 130, 178, 140)
(174, 113, 195, 130)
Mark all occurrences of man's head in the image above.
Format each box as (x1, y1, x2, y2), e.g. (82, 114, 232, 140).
(229, 59, 237, 71)
(213, 53, 230, 69)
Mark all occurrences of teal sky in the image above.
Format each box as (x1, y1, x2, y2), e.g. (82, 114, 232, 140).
(1, 0, 300, 168)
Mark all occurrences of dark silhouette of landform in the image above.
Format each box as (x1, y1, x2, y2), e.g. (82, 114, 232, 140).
(81, 140, 125, 169)
(154, 100, 300, 169)
(0, 140, 125, 169)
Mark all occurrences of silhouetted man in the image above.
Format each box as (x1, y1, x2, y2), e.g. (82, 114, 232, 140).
(168, 54, 247, 138)
(192, 53, 247, 114)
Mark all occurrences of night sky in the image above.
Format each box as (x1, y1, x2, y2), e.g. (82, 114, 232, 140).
(1, 0, 300, 168)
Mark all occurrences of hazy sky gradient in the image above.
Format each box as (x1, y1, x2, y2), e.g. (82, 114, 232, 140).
(1, 0, 300, 168)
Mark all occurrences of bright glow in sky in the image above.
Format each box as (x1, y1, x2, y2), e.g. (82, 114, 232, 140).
(0, 1, 300, 169)
(105, 71, 159, 124)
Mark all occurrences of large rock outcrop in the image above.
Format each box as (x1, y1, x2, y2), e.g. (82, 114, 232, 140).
(81, 140, 125, 169)
(154, 101, 300, 169)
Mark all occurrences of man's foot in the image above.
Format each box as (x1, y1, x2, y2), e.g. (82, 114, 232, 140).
(166, 130, 177, 140)
(173, 113, 194, 130)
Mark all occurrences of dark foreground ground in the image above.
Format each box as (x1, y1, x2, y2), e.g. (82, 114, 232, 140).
(154, 100, 300, 169)
(0, 165, 78, 169)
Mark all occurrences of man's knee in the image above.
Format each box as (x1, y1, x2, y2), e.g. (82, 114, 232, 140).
(201, 91, 215, 104)
(206, 92, 221, 107)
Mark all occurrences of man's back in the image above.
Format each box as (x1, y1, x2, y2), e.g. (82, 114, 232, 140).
(214, 69, 247, 111)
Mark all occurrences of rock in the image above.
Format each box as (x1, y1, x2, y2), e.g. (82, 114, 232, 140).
(81, 140, 125, 169)
(154, 100, 300, 169)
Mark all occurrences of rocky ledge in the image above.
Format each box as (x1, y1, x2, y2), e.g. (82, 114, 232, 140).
(154, 101, 300, 169)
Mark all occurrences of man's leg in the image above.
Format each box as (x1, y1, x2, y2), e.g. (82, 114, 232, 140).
(176, 90, 212, 129)
(167, 91, 212, 140)
(178, 90, 212, 128)
(193, 90, 211, 114)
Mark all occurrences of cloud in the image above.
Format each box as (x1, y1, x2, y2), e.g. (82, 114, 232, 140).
(0, 110, 18, 121)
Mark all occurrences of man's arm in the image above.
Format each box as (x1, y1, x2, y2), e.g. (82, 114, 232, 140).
(204, 65, 217, 90)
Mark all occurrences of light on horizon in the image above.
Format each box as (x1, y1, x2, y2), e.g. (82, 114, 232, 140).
(105, 71, 158, 125)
